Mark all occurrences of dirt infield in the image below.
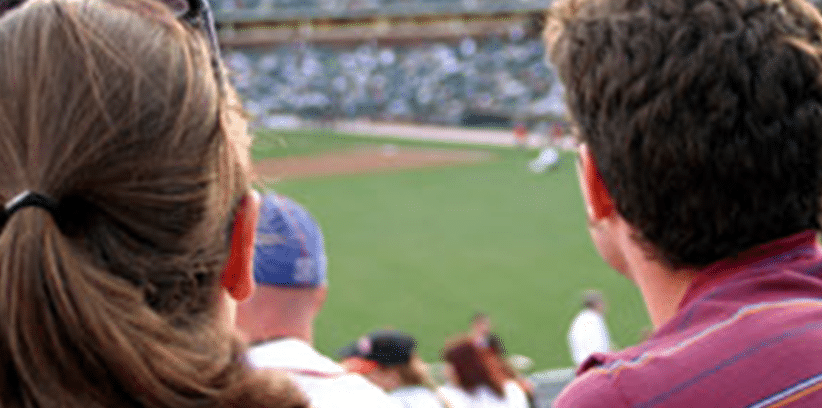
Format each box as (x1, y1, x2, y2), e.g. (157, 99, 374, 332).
(254, 146, 494, 181)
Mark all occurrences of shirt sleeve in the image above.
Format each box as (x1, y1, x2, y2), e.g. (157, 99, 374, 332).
(552, 371, 630, 408)
(438, 385, 467, 408)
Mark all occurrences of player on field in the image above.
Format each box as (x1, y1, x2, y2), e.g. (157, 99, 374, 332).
(567, 290, 612, 367)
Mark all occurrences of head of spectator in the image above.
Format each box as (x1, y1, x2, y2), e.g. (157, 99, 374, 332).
(339, 330, 428, 391)
(236, 193, 328, 345)
(0, 0, 308, 406)
(582, 290, 606, 315)
(442, 338, 508, 397)
(470, 312, 492, 338)
(546, 0, 822, 326)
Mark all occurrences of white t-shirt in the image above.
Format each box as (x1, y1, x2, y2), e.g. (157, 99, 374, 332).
(439, 381, 528, 408)
(247, 338, 400, 408)
(390, 385, 444, 408)
(567, 309, 611, 366)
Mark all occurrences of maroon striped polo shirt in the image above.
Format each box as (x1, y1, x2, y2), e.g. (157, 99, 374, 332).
(554, 231, 822, 407)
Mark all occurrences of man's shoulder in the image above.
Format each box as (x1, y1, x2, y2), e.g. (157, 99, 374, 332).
(294, 372, 399, 408)
(248, 338, 346, 373)
(391, 386, 442, 408)
(558, 295, 822, 407)
(553, 368, 629, 408)
(247, 340, 397, 407)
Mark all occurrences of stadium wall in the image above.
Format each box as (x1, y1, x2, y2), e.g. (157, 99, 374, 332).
(218, 12, 545, 47)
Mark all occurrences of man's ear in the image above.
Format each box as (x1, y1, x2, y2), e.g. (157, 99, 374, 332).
(314, 286, 329, 312)
(577, 144, 615, 221)
(221, 190, 261, 302)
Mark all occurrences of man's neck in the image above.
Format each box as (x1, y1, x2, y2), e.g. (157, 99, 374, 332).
(615, 222, 696, 328)
(246, 325, 313, 346)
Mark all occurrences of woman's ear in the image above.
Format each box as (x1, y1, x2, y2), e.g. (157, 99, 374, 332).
(576, 144, 615, 221)
(221, 190, 261, 302)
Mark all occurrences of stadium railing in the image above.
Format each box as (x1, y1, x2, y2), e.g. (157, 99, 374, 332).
(529, 367, 575, 408)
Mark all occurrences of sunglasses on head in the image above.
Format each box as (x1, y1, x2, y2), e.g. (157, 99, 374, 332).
(0, 0, 225, 91)
(163, 0, 225, 90)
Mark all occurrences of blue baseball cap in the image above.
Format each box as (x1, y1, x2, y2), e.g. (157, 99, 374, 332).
(253, 193, 327, 287)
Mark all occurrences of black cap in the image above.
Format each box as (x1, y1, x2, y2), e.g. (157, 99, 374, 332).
(339, 329, 416, 366)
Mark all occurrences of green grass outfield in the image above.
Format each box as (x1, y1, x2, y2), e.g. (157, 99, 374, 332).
(252, 128, 650, 371)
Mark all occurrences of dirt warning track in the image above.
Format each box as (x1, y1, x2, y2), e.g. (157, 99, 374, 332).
(254, 146, 494, 181)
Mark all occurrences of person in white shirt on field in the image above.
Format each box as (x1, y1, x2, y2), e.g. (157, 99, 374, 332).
(236, 193, 397, 408)
(528, 122, 563, 174)
(567, 290, 612, 367)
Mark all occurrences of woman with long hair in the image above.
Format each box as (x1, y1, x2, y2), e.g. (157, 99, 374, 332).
(440, 338, 529, 408)
(0, 0, 308, 406)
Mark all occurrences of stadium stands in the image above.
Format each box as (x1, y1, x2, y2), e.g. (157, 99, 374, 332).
(225, 37, 566, 127)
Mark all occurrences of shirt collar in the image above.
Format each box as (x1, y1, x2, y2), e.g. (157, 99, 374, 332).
(678, 230, 821, 310)
(247, 337, 346, 374)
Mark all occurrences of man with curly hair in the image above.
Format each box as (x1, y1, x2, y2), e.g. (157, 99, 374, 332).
(545, 0, 822, 406)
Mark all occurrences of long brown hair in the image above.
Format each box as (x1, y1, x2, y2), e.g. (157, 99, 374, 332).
(443, 338, 508, 397)
(396, 355, 456, 408)
(0, 0, 305, 407)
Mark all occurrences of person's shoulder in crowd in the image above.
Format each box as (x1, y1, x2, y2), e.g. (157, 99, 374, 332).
(439, 381, 528, 408)
(557, 233, 822, 407)
(502, 380, 530, 408)
(248, 338, 397, 407)
(295, 371, 402, 408)
(390, 385, 443, 408)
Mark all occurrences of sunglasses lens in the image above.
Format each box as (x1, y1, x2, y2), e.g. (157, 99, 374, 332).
(0, 0, 23, 16)
(161, 0, 190, 18)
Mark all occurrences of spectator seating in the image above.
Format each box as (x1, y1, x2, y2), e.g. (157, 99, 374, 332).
(224, 36, 564, 127)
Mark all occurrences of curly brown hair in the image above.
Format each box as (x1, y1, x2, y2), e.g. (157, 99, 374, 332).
(546, 0, 822, 267)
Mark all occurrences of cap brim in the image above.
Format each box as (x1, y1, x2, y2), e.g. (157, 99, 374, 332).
(337, 342, 360, 359)
(341, 357, 380, 374)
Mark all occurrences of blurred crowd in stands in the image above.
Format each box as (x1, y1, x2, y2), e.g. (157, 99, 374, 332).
(212, 0, 550, 19)
(224, 36, 566, 127)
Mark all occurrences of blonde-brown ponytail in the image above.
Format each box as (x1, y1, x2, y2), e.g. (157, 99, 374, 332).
(0, 1, 306, 407)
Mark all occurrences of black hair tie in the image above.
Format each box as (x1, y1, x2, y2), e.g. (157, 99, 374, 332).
(0, 191, 60, 227)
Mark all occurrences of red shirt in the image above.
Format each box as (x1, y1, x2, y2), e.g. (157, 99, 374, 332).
(555, 231, 822, 407)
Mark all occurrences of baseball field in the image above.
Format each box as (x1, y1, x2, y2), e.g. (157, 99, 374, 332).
(252, 127, 650, 372)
